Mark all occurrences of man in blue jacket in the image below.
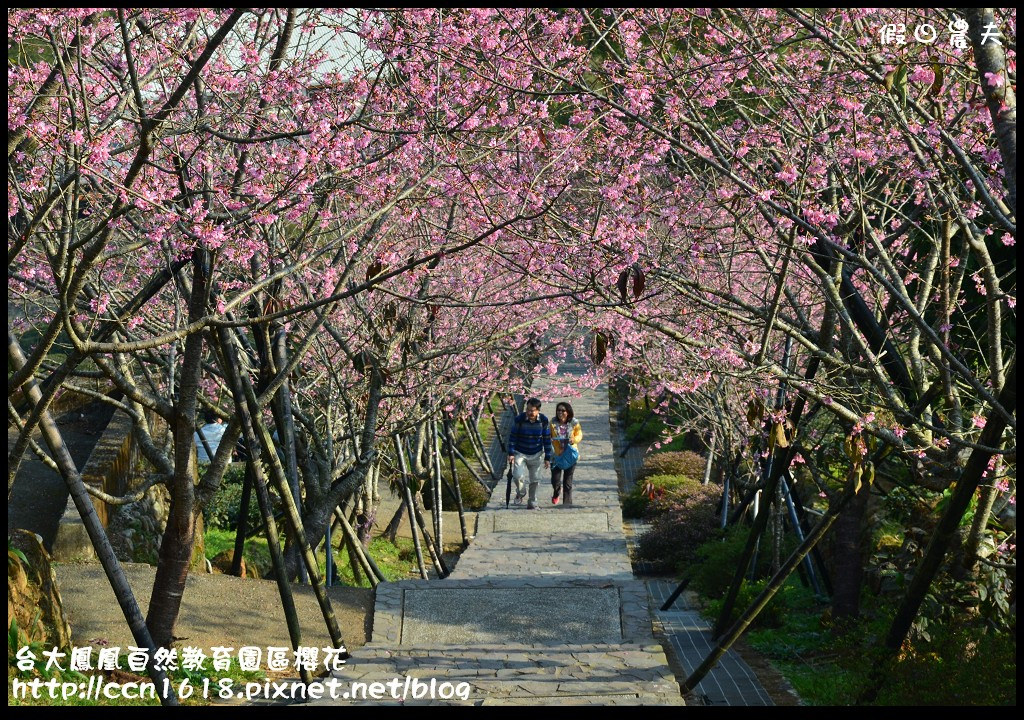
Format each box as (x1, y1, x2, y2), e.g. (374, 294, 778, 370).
(507, 397, 552, 510)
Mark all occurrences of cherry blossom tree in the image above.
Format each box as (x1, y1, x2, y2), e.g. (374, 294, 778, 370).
(370, 6, 1015, 685)
(8, 8, 580, 651)
(9, 8, 1015, 700)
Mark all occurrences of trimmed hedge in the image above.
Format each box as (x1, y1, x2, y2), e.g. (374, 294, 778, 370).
(200, 464, 263, 531)
(638, 450, 706, 481)
(419, 468, 490, 511)
(635, 479, 722, 573)
(623, 473, 706, 518)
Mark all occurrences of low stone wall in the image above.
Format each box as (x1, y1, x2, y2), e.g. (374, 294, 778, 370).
(79, 409, 135, 527)
(53, 408, 170, 562)
(11, 377, 117, 417)
(51, 378, 117, 416)
(9, 530, 73, 651)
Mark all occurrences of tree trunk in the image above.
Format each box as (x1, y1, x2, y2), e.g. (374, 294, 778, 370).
(230, 461, 254, 576)
(147, 499, 200, 647)
(214, 325, 319, 682)
(237, 366, 347, 650)
(393, 434, 429, 579)
(958, 477, 1001, 577)
(431, 413, 443, 546)
(271, 325, 306, 582)
(146, 250, 209, 649)
(8, 328, 178, 706)
(443, 417, 470, 547)
(464, 415, 497, 481)
(382, 498, 406, 545)
(860, 360, 1015, 703)
(702, 432, 716, 485)
(830, 470, 872, 619)
(334, 508, 384, 585)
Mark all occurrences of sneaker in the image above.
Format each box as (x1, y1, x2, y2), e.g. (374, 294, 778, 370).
(513, 494, 524, 505)
(552, 494, 560, 505)
(527, 503, 537, 510)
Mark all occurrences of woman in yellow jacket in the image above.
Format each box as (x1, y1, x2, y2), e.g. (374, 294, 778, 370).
(550, 402, 583, 505)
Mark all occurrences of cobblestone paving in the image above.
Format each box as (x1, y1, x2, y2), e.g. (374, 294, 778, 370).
(313, 372, 683, 705)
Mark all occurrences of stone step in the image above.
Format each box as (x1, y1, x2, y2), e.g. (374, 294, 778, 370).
(314, 642, 683, 705)
(447, 530, 634, 579)
(370, 579, 654, 646)
(475, 508, 622, 535)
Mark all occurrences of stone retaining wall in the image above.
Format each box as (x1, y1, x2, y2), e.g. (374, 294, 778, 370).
(53, 408, 171, 562)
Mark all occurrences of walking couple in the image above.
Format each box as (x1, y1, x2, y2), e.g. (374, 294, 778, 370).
(508, 397, 583, 510)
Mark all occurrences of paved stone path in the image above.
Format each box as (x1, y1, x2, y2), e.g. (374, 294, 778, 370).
(646, 580, 773, 706)
(613, 405, 776, 706)
(313, 372, 683, 705)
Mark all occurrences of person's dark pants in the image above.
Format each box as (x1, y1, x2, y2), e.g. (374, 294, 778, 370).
(551, 464, 576, 505)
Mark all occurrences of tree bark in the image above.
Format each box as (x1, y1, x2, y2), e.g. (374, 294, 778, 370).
(8, 328, 178, 706)
(146, 250, 209, 649)
(830, 469, 872, 619)
(963, 8, 1016, 215)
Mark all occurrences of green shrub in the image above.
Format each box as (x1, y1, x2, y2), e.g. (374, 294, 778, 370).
(201, 465, 262, 531)
(456, 467, 491, 509)
(420, 468, 490, 511)
(743, 593, 1015, 705)
(689, 525, 760, 598)
(703, 578, 796, 630)
(636, 480, 722, 572)
(625, 416, 666, 443)
(878, 623, 1016, 705)
(622, 491, 649, 519)
(638, 451, 706, 481)
(689, 523, 804, 598)
(623, 473, 710, 518)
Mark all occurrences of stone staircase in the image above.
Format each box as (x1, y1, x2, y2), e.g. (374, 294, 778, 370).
(313, 379, 684, 705)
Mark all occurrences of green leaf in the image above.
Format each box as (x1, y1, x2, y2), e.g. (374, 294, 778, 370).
(9, 617, 20, 655)
(929, 62, 944, 97)
(883, 68, 896, 92)
(894, 63, 908, 108)
(8, 546, 28, 567)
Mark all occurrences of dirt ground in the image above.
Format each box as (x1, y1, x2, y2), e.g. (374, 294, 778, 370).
(55, 562, 373, 653)
(11, 399, 372, 660)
